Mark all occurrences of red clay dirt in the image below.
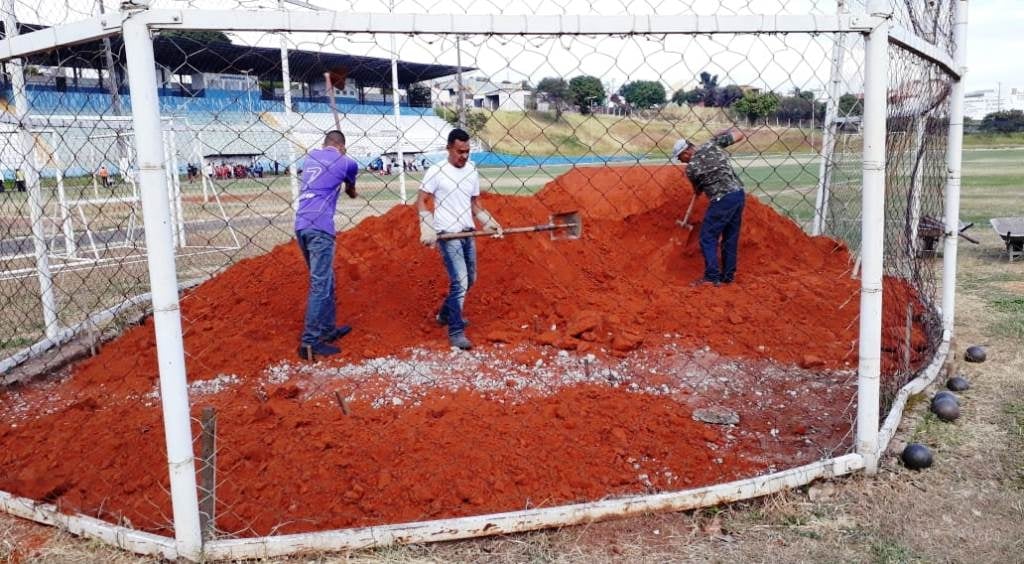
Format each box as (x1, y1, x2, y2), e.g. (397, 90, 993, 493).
(0, 164, 930, 537)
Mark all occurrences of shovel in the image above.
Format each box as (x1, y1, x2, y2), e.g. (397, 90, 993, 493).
(437, 211, 582, 241)
(676, 192, 700, 245)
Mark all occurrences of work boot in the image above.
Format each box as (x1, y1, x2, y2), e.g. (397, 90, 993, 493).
(297, 341, 341, 361)
(448, 333, 473, 350)
(322, 324, 352, 342)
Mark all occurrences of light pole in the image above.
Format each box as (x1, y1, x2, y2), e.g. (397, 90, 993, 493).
(241, 69, 254, 114)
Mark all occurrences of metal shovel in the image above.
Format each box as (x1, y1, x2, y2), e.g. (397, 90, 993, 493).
(437, 211, 582, 241)
(676, 193, 700, 245)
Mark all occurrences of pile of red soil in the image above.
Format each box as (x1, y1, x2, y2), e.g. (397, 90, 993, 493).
(0, 164, 929, 536)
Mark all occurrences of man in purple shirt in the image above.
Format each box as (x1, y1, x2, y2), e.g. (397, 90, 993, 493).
(295, 130, 359, 360)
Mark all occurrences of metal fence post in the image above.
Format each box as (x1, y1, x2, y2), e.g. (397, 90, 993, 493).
(3, 2, 59, 340)
(856, 0, 891, 475)
(121, 14, 203, 561)
(942, 0, 969, 340)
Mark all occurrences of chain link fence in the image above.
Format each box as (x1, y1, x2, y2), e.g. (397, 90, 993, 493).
(0, 0, 959, 558)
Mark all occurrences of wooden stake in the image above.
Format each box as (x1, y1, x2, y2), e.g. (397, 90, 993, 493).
(199, 407, 217, 541)
(903, 304, 913, 374)
(334, 391, 350, 416)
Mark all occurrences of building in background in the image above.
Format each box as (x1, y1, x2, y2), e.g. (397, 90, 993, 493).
(963, 86, 1024, 120)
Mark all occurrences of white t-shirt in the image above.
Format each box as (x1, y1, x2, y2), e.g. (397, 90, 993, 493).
(420, 160, 480, 233)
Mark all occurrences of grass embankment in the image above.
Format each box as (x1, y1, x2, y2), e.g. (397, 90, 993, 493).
(479, 107, 820, 157)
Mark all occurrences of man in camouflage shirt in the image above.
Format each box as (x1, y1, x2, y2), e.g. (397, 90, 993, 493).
(672, 128, 748, 286)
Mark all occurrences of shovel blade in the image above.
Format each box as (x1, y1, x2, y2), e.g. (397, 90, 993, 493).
(550, 212, 582, 240)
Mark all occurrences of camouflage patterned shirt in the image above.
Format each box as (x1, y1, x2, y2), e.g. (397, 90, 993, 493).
(685, 132, 744, 201)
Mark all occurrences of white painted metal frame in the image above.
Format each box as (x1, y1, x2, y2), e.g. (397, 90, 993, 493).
(121, 17, 203, 561)
(812, 0, 849, 236)
(942, 0, 968, 339)
(854, 0, 892, 475)
(0, 455, 862, 561)
(0, 2, 967, 562)
(3, 1, 59, 341)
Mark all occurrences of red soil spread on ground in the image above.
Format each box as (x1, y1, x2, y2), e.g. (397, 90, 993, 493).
(0, 165, 928, 536)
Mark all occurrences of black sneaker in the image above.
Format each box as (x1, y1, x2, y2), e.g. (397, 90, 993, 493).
(436, 312, 469, 328)
(322, 325, 352, 342)
(297, 341, 341, 361)
(449, 333, 473, 350)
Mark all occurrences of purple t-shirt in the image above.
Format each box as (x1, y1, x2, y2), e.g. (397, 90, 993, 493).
(294, 146, 359, 235)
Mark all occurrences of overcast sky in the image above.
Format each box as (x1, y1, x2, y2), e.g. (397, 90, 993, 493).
(23, 1, 1022, 93)
(963, 0, 1024, 92)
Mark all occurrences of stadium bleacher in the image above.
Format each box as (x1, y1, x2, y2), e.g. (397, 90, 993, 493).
(8, 84, 435, 118)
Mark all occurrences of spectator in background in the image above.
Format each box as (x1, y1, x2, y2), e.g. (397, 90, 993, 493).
(97, 165, 112, 187)
(254, 162, 264, 178)
(14, 169, 25, 192)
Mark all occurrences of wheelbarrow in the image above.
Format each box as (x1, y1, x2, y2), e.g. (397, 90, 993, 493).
(990, 217, 1024, 262)
(437, 211, 582, 241)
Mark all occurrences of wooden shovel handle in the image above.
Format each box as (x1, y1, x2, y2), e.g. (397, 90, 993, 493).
(437, 224, 574, 240)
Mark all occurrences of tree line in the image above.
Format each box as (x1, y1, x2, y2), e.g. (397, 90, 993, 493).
(531, 71, 865, 124)
(967, 110, 1024, 133)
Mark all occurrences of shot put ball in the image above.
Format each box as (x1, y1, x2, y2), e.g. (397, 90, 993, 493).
(947, 376, 970, 392)
(964, 345, 987, 363)
(901, 443, 933, 470)
(931, 396, 960, 422)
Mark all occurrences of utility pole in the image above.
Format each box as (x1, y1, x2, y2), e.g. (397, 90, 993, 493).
(455, 35, 465, 129)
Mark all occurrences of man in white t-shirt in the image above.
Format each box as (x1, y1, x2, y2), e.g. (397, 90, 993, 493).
(416, 128, 503, 350)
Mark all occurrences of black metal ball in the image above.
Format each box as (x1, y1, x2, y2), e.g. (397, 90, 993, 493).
(933, 390, 959, 405)
(947, 376, 971, 392)
(964, 345, 987, 363)
(901, 443, 933, 470)
(931, 397, 961, 422)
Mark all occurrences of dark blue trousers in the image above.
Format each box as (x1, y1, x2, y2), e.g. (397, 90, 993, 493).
(297, 228, 336, 345)
(698, 190, 745, 283)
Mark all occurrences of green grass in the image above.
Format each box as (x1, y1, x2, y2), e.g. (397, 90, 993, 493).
(963, 132, 1024, 147)
(989, 296, 1024, 339)
(909, 411, 964, 447)
(870, 539, 922, 564)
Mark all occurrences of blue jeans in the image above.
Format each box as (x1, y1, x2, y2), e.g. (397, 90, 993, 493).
(437, 236, 477, 336)
(699, 190, 745, 283)
(297, 228, 336, 345)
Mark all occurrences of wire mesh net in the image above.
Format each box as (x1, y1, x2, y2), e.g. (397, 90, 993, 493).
(0, 0, 956, 550)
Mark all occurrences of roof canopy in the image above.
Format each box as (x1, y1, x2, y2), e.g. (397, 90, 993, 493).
(3, 23, 467, 88)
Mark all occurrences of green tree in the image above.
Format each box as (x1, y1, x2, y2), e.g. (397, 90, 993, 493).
(714, 85, 744, 108)
(732, 91, 779, 123)
(464, 110, 490, 137)
(568, 75, 605, 115)
(407, 84, 431, 107)
(435, 107, 489, 137)
(838, 93, 863, 116)
(671, 88, 704, 106)
(698, 71, 719, 107)
(536, 77, 571, 120)
(619, 80, 666, 109)
(980, 110, 1024, 133)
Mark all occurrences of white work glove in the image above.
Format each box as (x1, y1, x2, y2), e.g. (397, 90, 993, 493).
(419, 211, 437, 246)
(475, 209, 503, 238)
